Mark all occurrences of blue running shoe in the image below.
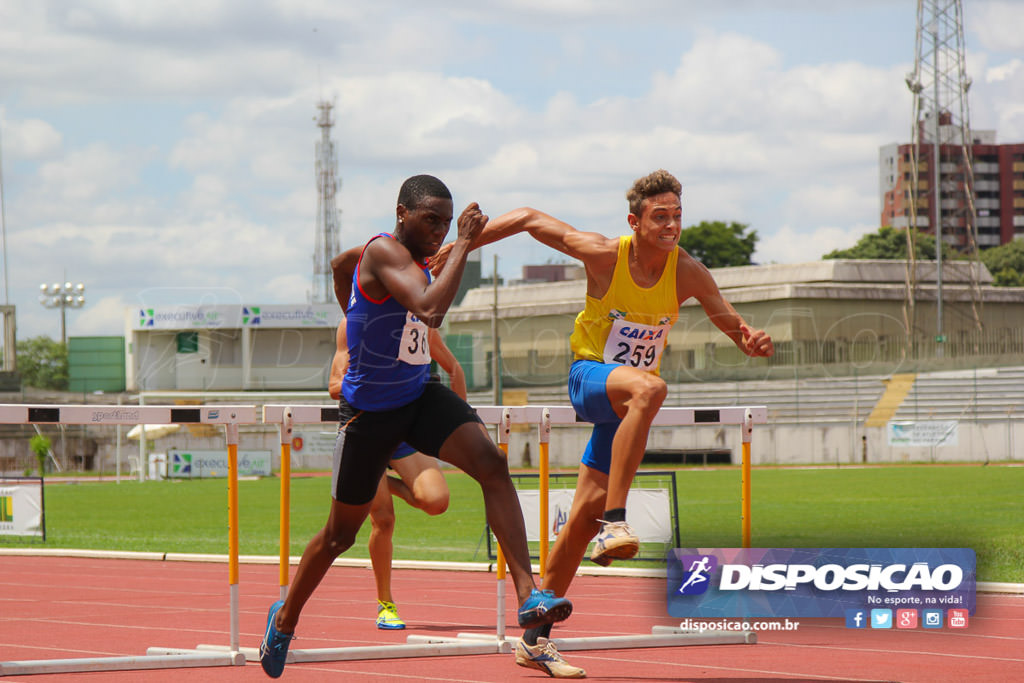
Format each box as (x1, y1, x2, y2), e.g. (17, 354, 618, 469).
(259, 600, 293, 678)
(518, 589, 573, 629)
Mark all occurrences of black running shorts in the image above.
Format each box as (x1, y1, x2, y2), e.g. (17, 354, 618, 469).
(331, 381, 482, 505)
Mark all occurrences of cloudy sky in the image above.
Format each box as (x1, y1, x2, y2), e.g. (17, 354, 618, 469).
(2, 1, 1023, 341)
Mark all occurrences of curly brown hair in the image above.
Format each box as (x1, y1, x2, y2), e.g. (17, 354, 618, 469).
(625, 169, 682, 217)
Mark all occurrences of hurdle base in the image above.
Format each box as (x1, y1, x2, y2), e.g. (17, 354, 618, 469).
(202, 639, 512, 664)
(0, 651, 242, 677)
(651, 624, 757, 644)
(445, 626, 756, 650)
(552, 629, 756, 650)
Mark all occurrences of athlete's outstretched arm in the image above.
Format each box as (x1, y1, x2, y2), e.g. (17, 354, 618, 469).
(430, 207, 613, 275)
(680, 252, 774, 358)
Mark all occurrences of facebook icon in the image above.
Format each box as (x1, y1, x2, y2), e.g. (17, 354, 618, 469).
(845, 609, 867, 629)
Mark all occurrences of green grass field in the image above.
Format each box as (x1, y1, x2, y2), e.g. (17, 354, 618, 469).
(4, 464, 1021, 582)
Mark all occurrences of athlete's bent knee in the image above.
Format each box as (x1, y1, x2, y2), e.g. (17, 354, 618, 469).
(419, 493, 449, 516)
(324, 527, 359, 554)
(629, 374, 667, 413)
(466, 446, 510, 483)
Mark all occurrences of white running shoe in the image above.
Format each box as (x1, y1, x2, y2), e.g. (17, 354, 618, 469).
(515, 637, 586, 678)
(589, 519, 639, 566)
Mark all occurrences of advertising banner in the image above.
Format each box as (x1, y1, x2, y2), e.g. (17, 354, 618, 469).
(887, 421, 958, 447)
(167, 449, 272, 478)
(134, 304, 341, 330)
(667, 547, 975, 619)
(0, 478, 44, 538)
(518, 488, 672, 543)
(290, 429, 338, 459)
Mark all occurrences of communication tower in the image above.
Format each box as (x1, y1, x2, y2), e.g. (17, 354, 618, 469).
(904, 0, 982, 354)
(312, 99, 341, 303)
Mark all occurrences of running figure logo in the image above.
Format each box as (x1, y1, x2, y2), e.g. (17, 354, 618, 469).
(552, 506, 568, 536)
(677, 554, 717, 595)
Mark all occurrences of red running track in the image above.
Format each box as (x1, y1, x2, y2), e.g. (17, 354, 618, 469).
(0, 554, 1022, 682)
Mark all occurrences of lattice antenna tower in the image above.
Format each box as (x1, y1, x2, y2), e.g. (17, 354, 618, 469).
(312, 99, 341, 303)
(904, 0, 982, 355)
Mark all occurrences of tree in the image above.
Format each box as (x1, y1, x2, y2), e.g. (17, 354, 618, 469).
(823, 226, 941, 260)
(30, 434, 51, 475)
(678, 221, 758, 268)
(979, 239, 1024, 287)
(16, 336, 69, 390)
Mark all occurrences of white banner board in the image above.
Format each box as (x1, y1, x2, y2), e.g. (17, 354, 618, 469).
(290, 429, 338, 459)
(0, 479, 44, 538)
(517, 488, 672, 543)
(167, 449, 272, 478)
(887, 421, 959, 447)
(134, 304, 341, 330)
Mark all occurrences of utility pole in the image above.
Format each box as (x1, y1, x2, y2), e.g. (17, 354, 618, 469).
(312, 100, 341, 303)
(491, 254, 501, 405)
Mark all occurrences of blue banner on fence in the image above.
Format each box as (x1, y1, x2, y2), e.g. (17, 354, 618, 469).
(666, 548, 975, 618)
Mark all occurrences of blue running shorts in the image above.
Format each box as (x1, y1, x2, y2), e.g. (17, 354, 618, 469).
(391, 443, 417, 460)
(568, 360, 622, 475)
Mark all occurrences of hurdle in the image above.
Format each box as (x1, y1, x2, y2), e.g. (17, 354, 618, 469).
(0, 404, 256, 677)
(410, 404, 766, 654)
(245, 404, 514, 664)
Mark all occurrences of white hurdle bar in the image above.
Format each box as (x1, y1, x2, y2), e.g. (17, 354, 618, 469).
(259, 403, 766, 662)
(0, 404, 256, 677)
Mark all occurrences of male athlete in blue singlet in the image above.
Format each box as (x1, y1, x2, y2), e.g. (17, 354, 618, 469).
(259, 175, 572, 679)
(432, 170, 774, 678)
(328, 245, 467, 631)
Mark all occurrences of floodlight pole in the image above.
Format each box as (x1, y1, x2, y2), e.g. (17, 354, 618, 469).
(38, 274, 86, 346)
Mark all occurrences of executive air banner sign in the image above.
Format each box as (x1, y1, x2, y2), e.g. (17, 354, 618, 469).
(667, 548, 975, 619)
(167, 449, 272, 478)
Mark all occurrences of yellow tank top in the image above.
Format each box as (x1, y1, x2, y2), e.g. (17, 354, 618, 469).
(569, 235, 679, 374)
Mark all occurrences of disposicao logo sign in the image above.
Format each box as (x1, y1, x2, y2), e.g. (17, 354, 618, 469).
(677, 554, 718, 595)
(666, 548, 975, 619)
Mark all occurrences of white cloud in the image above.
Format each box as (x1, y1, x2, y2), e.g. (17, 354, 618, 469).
(969, 1, 1024, 53)
(35, 143, 149, 203)
(985, 58, 1023, 84)
(1, 117, 63, 160)
(73, 295, 131, 336)
(756, 223, 876, 264)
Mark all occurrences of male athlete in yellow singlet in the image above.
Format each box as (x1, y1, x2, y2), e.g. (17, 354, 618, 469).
(433, 169, 773, 678)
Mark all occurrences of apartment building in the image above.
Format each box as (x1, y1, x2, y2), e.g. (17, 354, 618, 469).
(880, 127, 1024, 248)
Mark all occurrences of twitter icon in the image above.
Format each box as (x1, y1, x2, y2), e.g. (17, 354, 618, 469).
(870, 609, 893, 629)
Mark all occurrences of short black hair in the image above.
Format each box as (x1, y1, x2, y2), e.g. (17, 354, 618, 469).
(397, 174, 452, 210)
